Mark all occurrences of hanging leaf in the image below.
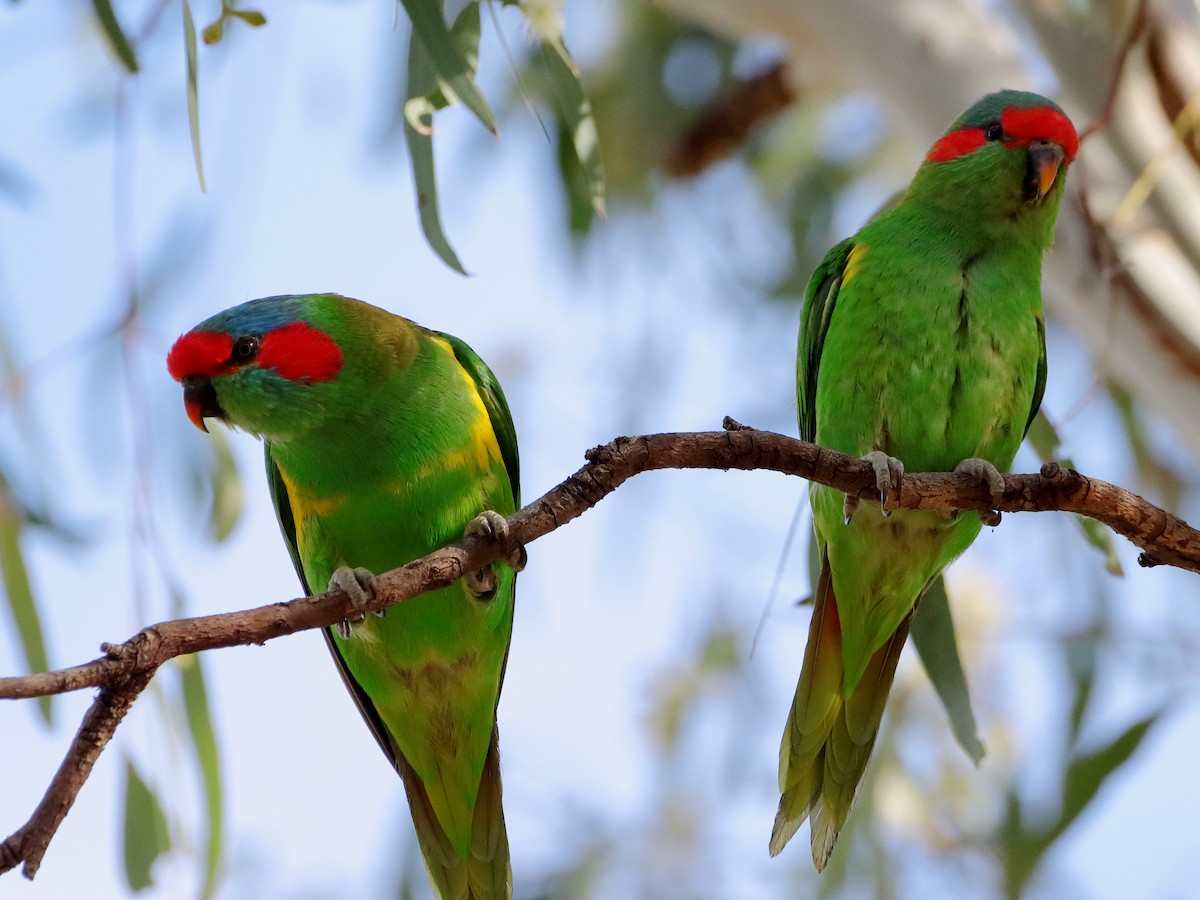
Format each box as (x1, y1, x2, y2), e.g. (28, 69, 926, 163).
(122, 758, 172, 892)
(91, 0, 139, 73)
(181, 654, 225, 898)
(206, 429, 242, 542)
(0, 475, 51, 724)
(182, 0, 207, 192)
(399, 0, 498, 134)
(1026, 410, 1123, 575)
(403, 4, 484, 273)
(910, 575, 985, 764)
(999, 710, 1159, 896)
(539, 37, 606, 224)
(1052, 713, 1158, 845)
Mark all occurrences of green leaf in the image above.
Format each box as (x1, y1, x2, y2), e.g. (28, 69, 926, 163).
(0, 476, 52, 725)
(122, 758, 172, 892)
(1075, 514, 1123, 575)
(999, 712, 1159, 896)
(91, 0, 139, 73)
(910, 575, 985, 764)
(539, 38, 606, 221)
(555, 122, 595, 232)
(1050, 713, 1158, 845)
(182, 0, 207, 192)
(403, 9, 470, 273)
(1026, 410, 1123, 575)
(1024, 409, 1060, 461)
(206, 429, 242, 542)
(399, 0, 498, 134)
(1063, 629, 1098, 745)
(228, 8, 267, 28)
(201, 18, 224, 46)
(181, 654, 224, 898)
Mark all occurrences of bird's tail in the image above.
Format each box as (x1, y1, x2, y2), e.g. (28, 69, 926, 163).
(769, 553, 911, 869)
(400, 726, 512, 900)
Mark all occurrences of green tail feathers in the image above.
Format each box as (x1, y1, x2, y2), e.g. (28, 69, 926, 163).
(771, 555, 912, 870)
(403, 729, 511, 900)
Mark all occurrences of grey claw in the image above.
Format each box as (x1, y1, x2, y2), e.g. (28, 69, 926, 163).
(843, 494, 860, 525)
(464, 510, 526, 599)
(862, 450, 904, 512)
(955, 457, 1006, 523)
(329, 566, 378, 638)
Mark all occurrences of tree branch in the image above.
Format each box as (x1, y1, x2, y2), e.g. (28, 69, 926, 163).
(2, 426, 1197, 879)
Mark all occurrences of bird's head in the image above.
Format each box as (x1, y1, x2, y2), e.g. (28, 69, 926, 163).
(167, 294, 352, 441)
(910, 90, 1079, 235)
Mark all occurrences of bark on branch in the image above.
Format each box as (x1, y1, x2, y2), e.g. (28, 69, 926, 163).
(1, 425, 1196, 879)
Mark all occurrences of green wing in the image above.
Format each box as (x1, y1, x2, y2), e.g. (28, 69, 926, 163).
(435, 329, 521, 506)
(1024, 311, 1048, 437)
(797, 239, 855, 444)
(265, 449, 309, 595)
(264, 447, 408, 772)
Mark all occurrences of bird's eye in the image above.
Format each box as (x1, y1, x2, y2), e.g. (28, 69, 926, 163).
(983, 121, 1004, 142)
(231, 336, 261, 364)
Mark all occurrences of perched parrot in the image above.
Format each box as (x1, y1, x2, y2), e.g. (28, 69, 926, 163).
(167, 293, 522, 899)
(772, 90, 1078, 868)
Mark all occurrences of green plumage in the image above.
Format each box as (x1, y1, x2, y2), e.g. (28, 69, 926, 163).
(773, 91, 1076, 868)
(170, 294, 519, 899)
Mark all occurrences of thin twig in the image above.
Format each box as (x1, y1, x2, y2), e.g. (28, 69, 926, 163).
(2, 426, 1197, 878)
(1079, 0, 1148, 143)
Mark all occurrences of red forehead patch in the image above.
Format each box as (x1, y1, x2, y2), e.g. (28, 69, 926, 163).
(167, 331, 233, 381)
(926, 128, 987, 163)
(257, 322, 343, 382)
(1000, 105, 1079, 163)
(926, 104, 1079, 164)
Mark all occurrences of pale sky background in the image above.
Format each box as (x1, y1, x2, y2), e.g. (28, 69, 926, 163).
(2, 3, 1200, 899)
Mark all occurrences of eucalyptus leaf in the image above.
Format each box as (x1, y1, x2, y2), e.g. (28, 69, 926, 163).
(182, 0, 207, 192)
(0, 477, 51, 724)
(403, 5, 482, 273)
(910, 575, 985, 763)
(91, 0, 139, 73)
(181, 655, 224, 898)
(539, 38, 606, 222)
(206, 429, 242, 542)
(398, 0, 497, 134)
(122, 758, 172, 892)
(1026, 410, 1123, 575)
(1051, 713, 1157, 845)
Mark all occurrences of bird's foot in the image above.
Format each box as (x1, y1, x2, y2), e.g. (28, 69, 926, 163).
(845, 450, 904, 523)
(328, 566, 380, 639)
(955, 457, 1005, 526)
(865, 450, 905, 517)
(463, 510, 526, 600)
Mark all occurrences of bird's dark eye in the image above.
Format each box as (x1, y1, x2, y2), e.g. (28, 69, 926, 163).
(983, 121, 1004, 142)
(231, 336, 261, 364)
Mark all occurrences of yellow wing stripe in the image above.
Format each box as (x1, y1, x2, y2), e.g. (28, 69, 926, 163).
(425, 335, 504, 476)
(842, 243, 869, 287)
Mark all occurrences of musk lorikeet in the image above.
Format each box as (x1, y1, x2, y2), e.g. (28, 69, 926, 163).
(168, 293, 523, 899)
(773, 90, 1079, 869)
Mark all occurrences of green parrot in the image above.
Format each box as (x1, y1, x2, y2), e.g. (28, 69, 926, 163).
(772, 90, 1078, 868)
(167, 293, 523, 899)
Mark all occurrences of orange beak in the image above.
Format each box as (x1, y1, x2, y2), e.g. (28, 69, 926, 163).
(1027, 139, 1066, 201)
